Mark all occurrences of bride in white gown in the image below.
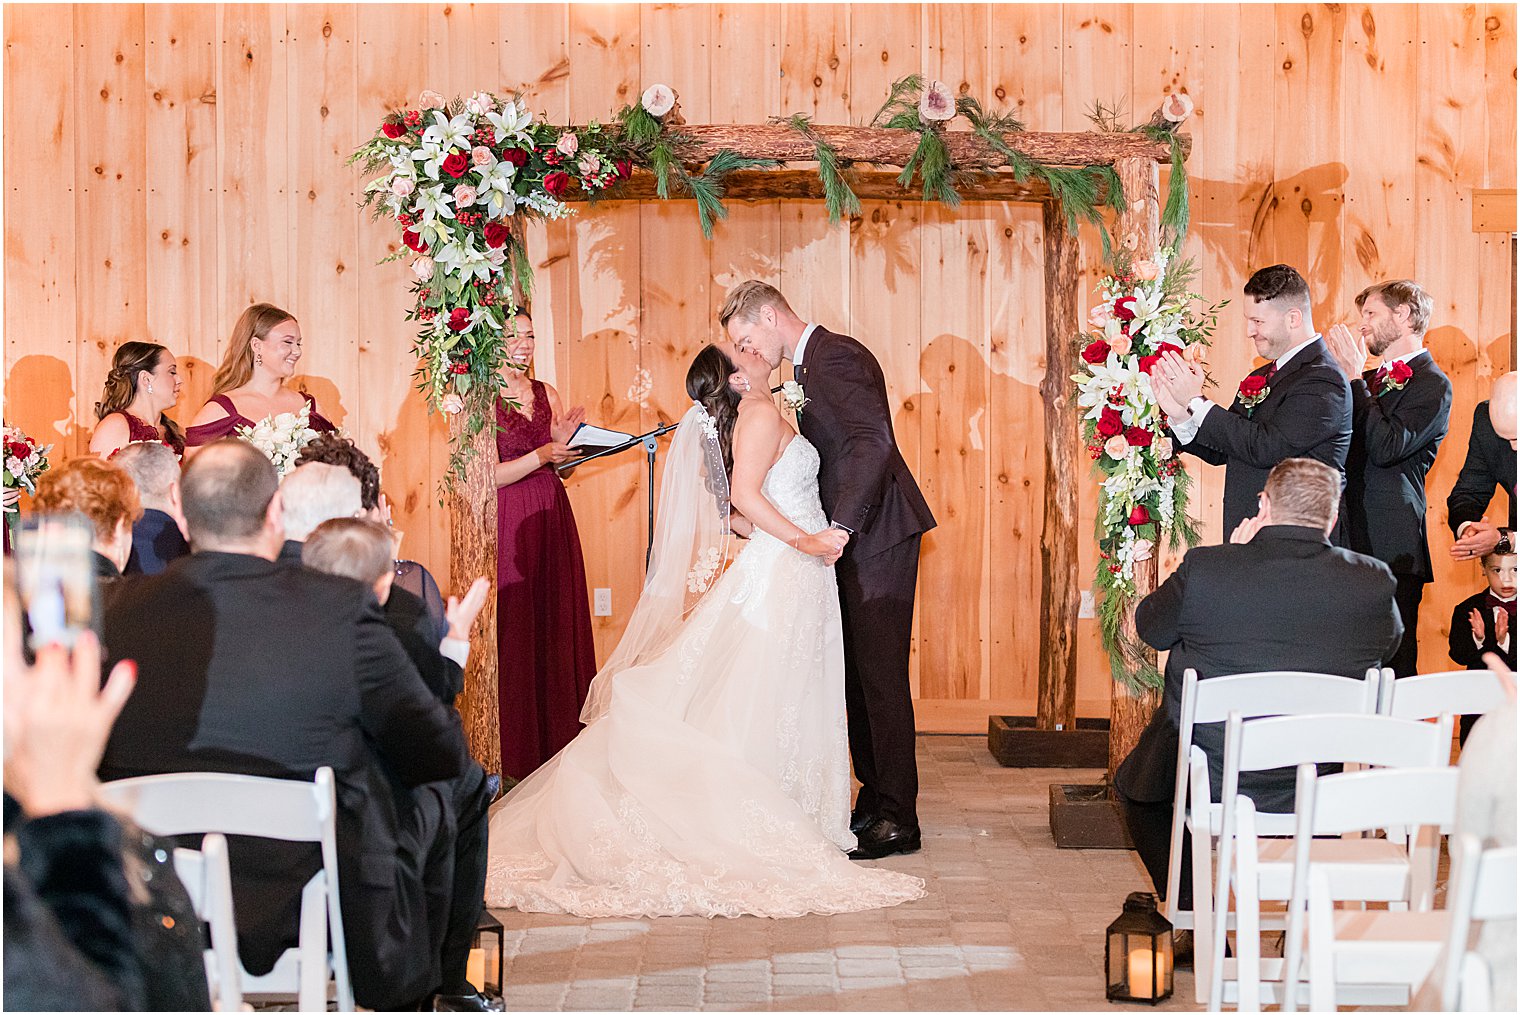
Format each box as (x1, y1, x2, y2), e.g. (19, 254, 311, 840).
(484, 344, 925, 918)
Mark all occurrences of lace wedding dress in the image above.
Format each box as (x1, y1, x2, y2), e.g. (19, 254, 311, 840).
(484, 431, 926, 918)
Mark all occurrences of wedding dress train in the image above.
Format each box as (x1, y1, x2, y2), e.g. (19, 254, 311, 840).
(483, 435, 926, 917)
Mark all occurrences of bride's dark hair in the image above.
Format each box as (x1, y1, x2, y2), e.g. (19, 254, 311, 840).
(685, 345, 741, 477)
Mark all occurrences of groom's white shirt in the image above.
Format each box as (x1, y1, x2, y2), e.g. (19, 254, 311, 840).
(794, 323, 821, 368)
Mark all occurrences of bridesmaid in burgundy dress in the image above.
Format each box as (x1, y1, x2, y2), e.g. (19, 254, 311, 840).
(494, 313, 597, 780)
(89, 342, 186, 458)
(184, 303, 337, 449)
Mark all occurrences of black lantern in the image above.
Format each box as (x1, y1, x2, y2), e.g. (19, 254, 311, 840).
(1105, 891, 1174, 1003)
(471, 908, 505, 999)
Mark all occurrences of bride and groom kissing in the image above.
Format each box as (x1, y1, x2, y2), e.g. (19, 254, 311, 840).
(484, 280, 937, 918)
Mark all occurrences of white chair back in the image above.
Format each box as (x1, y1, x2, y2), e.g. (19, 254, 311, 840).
(1438, 833, 1519, 1011)
(98, 768, 353, 1012)
(1379, 668, 1508, 722)
(172, 834, 244, 1012)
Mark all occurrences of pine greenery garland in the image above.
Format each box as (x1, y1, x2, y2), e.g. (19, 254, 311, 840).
(777, 114, 861, 223)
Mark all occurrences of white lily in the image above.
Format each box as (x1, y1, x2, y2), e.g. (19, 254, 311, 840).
(413, 184, 456, 226)
(1128, 286, 1166, 326)
(485, 100, 533, 144)
(433, 237, 493, 285)
(411, 141, 448, 181)
(478, 162, 519, 218)
(421, 110, 474, 152)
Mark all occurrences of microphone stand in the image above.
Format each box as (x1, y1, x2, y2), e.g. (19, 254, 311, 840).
(557, 420, 681, 571)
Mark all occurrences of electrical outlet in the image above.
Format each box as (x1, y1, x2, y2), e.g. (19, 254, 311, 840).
(593, 588, 612, 617)
(1079, 589, 1096, 619)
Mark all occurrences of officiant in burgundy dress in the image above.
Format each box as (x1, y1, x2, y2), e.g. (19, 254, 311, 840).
(493, 314, 597, 781)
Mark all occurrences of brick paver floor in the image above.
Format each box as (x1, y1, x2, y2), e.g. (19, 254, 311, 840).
(490, 734, 1201, 1011)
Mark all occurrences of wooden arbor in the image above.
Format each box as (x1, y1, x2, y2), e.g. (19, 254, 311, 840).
(449, 122, 1187, 781)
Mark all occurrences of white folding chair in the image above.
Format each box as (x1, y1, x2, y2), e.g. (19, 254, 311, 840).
(98, 768, 354, 1012)
(1432, 833, 1518, 1012)
(170, 833, 245, 1011)
(1285, 765, 1462, 1011)
(1210, 712, 1453, 1011)
(1162, 667, 1381, 1003)
(1379, 668, 1508, 727)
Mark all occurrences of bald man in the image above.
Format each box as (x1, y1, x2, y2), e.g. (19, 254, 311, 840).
(1449, 371, 1517, 561)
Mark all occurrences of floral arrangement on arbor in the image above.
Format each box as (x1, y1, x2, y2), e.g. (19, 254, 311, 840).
(351, 89, 633, 485)
(1071, 250, 1224, 691)
(3, 424, 52, 544)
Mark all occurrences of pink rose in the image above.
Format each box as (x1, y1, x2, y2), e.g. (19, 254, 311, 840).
(1109, 333, 1133, 357)
(1131, 538, 1155, 562)
(464, 91, 494, 116)
(417, 89, 446, 110)
(1153, 436, 1174, 461)
(1104, 435, 1130, 459)
(441, 393, 464, 415)
(471, 146, 493, 167)
(556, 132, 580, 157)
(1183, 343, 1206, 364)
(391, 176, 415, 198)
(410, 256, 434, 281)
(1132, 259, 1159, 281)
(1089, 302, 1115, 328)
(452, 184, 477, 208)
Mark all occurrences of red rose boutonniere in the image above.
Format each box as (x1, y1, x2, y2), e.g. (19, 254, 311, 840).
(1376, 360, 1414, 396)
(1237, 374, 1270, 415)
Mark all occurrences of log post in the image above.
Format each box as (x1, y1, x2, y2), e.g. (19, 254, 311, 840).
(1107, 155, 1164, 780)
(1036, 200, 1081, 732)
(448, 407, 501, 776)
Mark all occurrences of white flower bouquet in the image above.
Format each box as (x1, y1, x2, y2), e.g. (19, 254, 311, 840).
(236, 404, 321, 478)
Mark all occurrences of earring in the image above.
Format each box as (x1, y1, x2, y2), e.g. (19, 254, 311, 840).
(255, 351, 263, 367)
(146, 381, 154, 394)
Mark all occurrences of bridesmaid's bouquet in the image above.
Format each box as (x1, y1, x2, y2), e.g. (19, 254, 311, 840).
(236, 405, 321, 478)
(3, 423, 52, 544)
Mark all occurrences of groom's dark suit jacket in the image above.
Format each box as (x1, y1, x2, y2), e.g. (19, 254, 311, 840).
(1447, 399, 1517, 537)
(1181, 337, 1352, 536)
(794, 327, 936, 558)
(1342, 352, 1451, 582)
(1114, 526, 1403, 813)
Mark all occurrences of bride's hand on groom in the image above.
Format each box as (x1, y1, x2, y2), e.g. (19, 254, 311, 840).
(796, 528, 848, 564)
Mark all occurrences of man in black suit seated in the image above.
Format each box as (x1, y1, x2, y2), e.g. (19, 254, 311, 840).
(1449, 371, 1517, 563)
(1150, 264, 1353, 538)
(1323, 280, 1452, 676)
(1114, 458, 1404, 911)
(111, 441, 190, 575)
(98, 439, 498, 1012)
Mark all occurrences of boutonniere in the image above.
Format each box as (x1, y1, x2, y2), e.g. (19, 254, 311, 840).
(780, 380, 809, 416)
(1375, 360, 1414, 396)
(1237, 374, 1271, 415)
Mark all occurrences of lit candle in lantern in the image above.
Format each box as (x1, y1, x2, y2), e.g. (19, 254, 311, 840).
(1128, 945, 1153, 997)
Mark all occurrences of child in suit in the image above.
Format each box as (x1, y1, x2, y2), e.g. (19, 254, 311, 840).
(1449, 542, 1517, 743)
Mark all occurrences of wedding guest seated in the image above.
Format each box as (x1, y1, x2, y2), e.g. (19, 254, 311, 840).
(1449, 542, 1517, 744)
(302, 518, 495, 1009)
(31, 457, 142, 583)
(275, 461, 362, 564)
(97, 439, 486, 1011)
(110, 441, 190, 575)
(296, 431, 448, 640)
(1113, 458, 1403, 911)
(183, 303, 338, 450)
(88, 341, 186, 458)
(3, 572, 208, 1012)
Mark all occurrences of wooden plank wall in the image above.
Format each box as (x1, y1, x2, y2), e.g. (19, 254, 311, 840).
(5, 3, 1515, 730)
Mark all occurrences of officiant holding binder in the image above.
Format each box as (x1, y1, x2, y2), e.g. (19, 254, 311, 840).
(493, 313, 598, 781)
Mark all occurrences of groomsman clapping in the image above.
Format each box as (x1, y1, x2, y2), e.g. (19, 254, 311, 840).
(1323, 280, 1452, 677)
(1150, 264, 1353, 537)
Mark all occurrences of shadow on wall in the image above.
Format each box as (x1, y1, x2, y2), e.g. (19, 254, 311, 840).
(8, 355, 78, 458)
(292, 374, 349, 431)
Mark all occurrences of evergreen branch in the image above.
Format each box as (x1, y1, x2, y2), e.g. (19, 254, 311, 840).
(616, 102, 665, 148)
(870, 74, 924, 127)
(1085, 97, 1130, 132)
(777, 114, 861, 223)
(955, 94, 1025, 136)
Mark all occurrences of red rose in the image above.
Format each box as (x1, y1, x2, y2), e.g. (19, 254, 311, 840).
(615, 159, 633, 179)
(1238, 375, 1268, 398)
(1112, 296, 1138, 321)
(441, 152, 469, 178)
(483, 222, 511, 249)
(1388, 360, 1413, 384)
(1082, 339, 1111, 364)
(382, 120, 407, 139)
(1128, 504, 1151, 526)
(1096, 406, 1124, 438)
(5, 439, 30, 458)
(402, 230, 427, 254)
(499, 147, 529, 168)
(447, 308, 472, 333)
(543, 171, 571, 197)
(1125, 426, 1153, 447)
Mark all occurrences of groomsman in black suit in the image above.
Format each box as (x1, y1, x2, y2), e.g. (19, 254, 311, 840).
(1449, 371, 1518, 562)
(723, 280, 937, 860)
(1323, 280, 1452, 677)
(1114, 459, 1403, 909)
(1151, 264, 1353, 537)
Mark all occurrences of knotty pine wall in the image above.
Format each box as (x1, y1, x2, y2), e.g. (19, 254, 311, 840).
(5, 4, 1515, 731)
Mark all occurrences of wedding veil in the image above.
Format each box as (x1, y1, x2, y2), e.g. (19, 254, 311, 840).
(578, 402, 732, 723)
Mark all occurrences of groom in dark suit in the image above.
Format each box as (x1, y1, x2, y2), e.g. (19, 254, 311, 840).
(1324, 279, 1452, 677)
(1151, 264, 1353, 538)
(723, 280, 937, 860)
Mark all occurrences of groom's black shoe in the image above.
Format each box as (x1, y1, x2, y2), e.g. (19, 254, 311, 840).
(849, 808, 876, 836)
(848, 817, 922, 860)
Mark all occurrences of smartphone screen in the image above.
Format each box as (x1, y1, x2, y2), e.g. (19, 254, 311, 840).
(14, 513, 98, 651)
